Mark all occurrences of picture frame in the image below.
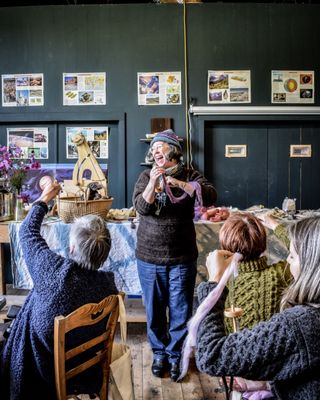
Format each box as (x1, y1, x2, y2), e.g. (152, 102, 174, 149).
(225, 144, 247, 158)
(290, 144, 312, 158)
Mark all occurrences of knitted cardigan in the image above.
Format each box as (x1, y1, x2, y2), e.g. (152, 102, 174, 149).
(0, 204, 118, 400)
(225, 256, 291, 332)
(196, 282, 320, 400)
(133, 167, 217, 265)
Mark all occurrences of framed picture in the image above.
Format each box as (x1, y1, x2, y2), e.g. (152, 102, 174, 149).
(290, 144, 312, 158)
(225, 144, 247, 158)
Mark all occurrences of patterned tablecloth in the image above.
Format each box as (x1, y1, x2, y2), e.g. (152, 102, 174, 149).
(9, 219, 288, 295)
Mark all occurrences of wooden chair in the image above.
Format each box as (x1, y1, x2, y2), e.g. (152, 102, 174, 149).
(54, 293, 125, 400)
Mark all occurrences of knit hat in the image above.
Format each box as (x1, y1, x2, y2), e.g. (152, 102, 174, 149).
(150, 129, 182, 150)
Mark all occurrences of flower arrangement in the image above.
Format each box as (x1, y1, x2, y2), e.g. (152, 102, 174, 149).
(0, 145, 41, 196)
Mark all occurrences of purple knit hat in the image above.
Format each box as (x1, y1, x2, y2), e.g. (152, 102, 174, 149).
(150, 129, 182, 150)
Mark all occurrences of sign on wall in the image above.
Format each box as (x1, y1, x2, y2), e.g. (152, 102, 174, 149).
(138, 72, 181, 105)
(208, 70, 251, 104)
(66, 127, 109, 159)
(2, 73, 44, 107)
(63, 73, 106, 105)
(271, 70, 314, 103)
(7, 127, 49, 159)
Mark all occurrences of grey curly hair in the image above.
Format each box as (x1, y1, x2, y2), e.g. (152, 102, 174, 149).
(69, 214, 111, 270)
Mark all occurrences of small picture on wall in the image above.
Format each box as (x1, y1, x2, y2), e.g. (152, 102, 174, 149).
(290, 144, 312, 158)
(225, 144, 247, 158)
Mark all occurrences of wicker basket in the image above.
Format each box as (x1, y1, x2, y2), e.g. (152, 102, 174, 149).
(57, 196, 113, 223)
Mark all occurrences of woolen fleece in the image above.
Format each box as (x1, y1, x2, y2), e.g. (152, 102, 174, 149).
(0, 204, 118, 400)
(133, 167, 217, 265)
(196, 282, 320, 399)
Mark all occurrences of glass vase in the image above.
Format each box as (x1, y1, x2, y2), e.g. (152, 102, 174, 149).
(14, 196, 25, 221)
(0, 177, 14, 221)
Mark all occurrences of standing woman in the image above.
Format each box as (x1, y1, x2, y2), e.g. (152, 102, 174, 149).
(133, 129, 217, 381)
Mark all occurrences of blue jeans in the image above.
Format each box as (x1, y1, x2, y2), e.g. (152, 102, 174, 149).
(137, 259, 197, 363)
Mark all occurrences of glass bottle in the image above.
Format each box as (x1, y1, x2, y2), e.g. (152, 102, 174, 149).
(14, 195, 25, 221)
(0, 177, 14, 221)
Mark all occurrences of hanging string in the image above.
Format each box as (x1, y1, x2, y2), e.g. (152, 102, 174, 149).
(162, 175, 202, 206)
(183, 0, 191, 168)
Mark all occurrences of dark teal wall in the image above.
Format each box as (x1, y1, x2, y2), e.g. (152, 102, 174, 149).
(187, 4, 320, 105)
(1, 3, 320, 207)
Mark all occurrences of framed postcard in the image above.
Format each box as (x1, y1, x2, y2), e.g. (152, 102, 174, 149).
(290, 144, 312, 158)
(225, 144, 247, 158)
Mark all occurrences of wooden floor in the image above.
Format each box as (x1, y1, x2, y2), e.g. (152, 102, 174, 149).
(3, 285, 226, 400)
(125, 324, 226, 400)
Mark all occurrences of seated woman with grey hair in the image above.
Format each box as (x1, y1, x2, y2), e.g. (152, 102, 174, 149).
(1, 182, 118, 400)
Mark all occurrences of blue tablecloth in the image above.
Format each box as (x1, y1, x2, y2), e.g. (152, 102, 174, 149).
(9, 219, 288, 295)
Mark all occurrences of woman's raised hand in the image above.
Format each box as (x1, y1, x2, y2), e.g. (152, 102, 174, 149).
(149, 166, 165, 186)
(206, 249, 234, 282)
(36, 181, 61, 204)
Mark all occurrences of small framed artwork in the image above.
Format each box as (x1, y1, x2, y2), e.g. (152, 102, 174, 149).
(290, 144, 312, 158)
(225, 144, 247, 158)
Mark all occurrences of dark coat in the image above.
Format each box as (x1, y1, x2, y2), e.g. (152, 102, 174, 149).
(1, 204, 118, 400)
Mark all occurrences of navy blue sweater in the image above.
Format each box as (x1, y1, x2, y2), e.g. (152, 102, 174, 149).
(1, 204, 118, 400)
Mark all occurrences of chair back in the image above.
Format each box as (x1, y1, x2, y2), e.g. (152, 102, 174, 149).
(54, 293, 124, 400)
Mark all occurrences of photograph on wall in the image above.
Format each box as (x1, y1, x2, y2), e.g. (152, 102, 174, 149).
(63, 72, 106, 105)
(208, 70, 251, 104)
(7, 127, 49, 159)
(66, 127, 109, 159)
(138, 72, 181, 105)
(271, 70, 314, 103)
(290, 144, 312, 158)
(2, 73, 44, 107)
(225, 144, 247, 158)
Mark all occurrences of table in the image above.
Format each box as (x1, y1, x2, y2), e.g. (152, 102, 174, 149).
(0, 218, 288, 296)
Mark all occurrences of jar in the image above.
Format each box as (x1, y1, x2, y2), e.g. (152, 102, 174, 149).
(14, 196, 25, 221)
(0, 178, 14, 221)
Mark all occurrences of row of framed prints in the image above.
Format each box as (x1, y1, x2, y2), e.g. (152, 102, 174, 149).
(1, 69, 315, 107)
(225, 144, 313, 158)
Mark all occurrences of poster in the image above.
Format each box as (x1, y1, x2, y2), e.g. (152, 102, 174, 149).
(271, 70, 314, 103)
(138, 72, 181, 105)
(22, 163, 108, 203)
(66, 127, 109, 159)
(208, 70, 251, 103)
(63, 72, 106, 105)
(2, 73, 44, 107)
(7, 127, 49, 159)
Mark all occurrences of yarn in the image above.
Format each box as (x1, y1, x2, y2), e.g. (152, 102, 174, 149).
(179, 252, 243, 380)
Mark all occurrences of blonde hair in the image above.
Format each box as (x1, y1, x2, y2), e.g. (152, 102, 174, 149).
(281, 216, 320, 310)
